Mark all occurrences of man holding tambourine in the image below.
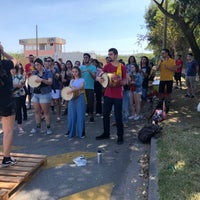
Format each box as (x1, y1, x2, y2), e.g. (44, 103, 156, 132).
(95, 48, 127, 145)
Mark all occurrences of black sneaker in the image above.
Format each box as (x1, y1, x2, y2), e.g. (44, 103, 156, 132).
(1, 157, 17, 167)
(65, 131, 70, 137)
(185, 94, 190, 97)
(117, 136, 124, 145)
(96, 134, 110, 140)
(89, 117, 94, 123)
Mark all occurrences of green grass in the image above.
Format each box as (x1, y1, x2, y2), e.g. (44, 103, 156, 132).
(157, 83, 200, 200)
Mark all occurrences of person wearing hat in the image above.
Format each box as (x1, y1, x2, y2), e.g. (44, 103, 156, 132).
(30, 58, 53, 135)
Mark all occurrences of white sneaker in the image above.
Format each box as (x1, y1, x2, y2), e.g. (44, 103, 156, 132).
(128, 115, 135, 120)
(134, 115, 140, 120)
(47, 129, 53, 135)
(18, 127, 25, 134)
(85, 113, 89, 117)
(96, 113, 101, 117)
(30, 128, 37, 134)
(30, 128, 40, 134)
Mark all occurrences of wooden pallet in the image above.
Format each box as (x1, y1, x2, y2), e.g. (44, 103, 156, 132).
(0, 153, 47, 200)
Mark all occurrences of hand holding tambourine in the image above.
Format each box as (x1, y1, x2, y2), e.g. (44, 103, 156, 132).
(28, 75, 41, 88)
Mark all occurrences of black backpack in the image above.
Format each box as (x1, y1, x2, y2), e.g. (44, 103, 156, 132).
(138, 124, 162, 143)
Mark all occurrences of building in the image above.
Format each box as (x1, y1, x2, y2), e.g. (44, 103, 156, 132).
(19, 37, 66, 57)
(19, 37, 96, 64)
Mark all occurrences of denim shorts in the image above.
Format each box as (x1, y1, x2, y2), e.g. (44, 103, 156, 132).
(31, 93, 52, 104)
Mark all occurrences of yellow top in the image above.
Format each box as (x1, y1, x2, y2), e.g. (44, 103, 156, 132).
(158, 58, 176, 81)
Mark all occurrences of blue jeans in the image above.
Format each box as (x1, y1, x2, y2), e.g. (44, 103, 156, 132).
(103, 96, 123, 137)
(68, 94, 86, 138)
(122, 90, 130, 123)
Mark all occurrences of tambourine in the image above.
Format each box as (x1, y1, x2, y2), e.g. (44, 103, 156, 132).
(61, 87, 80, 101)
(99, 73, 122, 88)
(28, 75, 41, 88)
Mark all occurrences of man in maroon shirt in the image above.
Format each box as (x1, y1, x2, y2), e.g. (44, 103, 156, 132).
(96, 48, 127, 144)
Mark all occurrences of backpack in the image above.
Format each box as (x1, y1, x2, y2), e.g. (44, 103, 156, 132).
(138, 124, 162, 143)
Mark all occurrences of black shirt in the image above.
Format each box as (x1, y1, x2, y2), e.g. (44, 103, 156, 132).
(0, 60, 14, 104)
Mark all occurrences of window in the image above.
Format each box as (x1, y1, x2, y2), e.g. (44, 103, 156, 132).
(39, 44, 46, 51)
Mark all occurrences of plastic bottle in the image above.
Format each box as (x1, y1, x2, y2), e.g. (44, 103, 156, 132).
(97, 150, 102, 164)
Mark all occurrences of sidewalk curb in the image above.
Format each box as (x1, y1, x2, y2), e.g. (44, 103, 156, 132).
(148, 137, 160, 200)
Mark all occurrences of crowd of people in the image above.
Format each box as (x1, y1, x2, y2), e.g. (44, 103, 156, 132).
(0, 43, 199, 167)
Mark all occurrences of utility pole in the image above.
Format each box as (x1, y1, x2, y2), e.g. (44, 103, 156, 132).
(36, 25, 38, 57)
(162, 0, 168, 49)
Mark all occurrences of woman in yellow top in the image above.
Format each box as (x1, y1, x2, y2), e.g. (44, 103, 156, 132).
(157, 49, 177, 100)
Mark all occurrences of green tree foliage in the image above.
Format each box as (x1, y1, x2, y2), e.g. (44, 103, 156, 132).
(152, 0, 200, 64)
(144, 2, 190, 58)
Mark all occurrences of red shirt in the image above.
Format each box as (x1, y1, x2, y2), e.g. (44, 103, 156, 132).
(175, 59, 183, 73)
(25, 63, 35, 78)
(103, 62, 127, 99)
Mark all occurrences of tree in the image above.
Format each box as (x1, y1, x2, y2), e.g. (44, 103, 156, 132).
(143, 2, 189, 59)
(152, 0, 200, 64)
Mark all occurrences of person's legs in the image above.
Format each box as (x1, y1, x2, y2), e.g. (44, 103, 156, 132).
(33, 102, 42, 125)
(27, 85, 32, 109)
(189, 76, 196, 96)
(114, 98, 124, 144)
(95, 82, 102, 114)
(103, 97, 113, 135)
(76, 95, 86, 138)
(68, 100, 76, 137)
(2, 115, 15, 157)
(21, 95, 27, 120)
(122, 90, 130, 124)
(15, 97, 22, 126)
(134, 92, 141, 115)
(129, 91, 135, 116)
(159, 81, 166, 100)
(40, 103, 51, 125)
(96, 96, 112, 140)
(185, 77, 191, 96)
(166, 80, 173, 100)
(86, 89, 94, 121)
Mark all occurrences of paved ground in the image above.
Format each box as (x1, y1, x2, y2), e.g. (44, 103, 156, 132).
(0, 107, 150, 200)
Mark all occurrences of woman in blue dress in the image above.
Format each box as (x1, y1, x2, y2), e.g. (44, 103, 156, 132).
(67, 66, 86, 138)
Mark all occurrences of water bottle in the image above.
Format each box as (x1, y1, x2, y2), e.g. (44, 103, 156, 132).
(97, 150, 102, 164)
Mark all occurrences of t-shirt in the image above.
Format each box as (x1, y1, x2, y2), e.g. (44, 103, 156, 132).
(158, 58, 176, 81)
(25, 63, 35, 78)
(12, 74, 26, 97)
(175, 59, 183, 73)
(80, 65, 96, 89)
(52, 67, 62, 90)
(0, 60, 14, 99)
(32, 69, 53, 94)
(70, 78, 85, 98)
(103, 62, 127, 99)
(141, 66, 150, 88)
(70, 78, 84, 88)
(186, 60, 198, 76)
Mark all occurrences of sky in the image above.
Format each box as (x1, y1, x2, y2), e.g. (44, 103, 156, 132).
(1, 0, 152, 55)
